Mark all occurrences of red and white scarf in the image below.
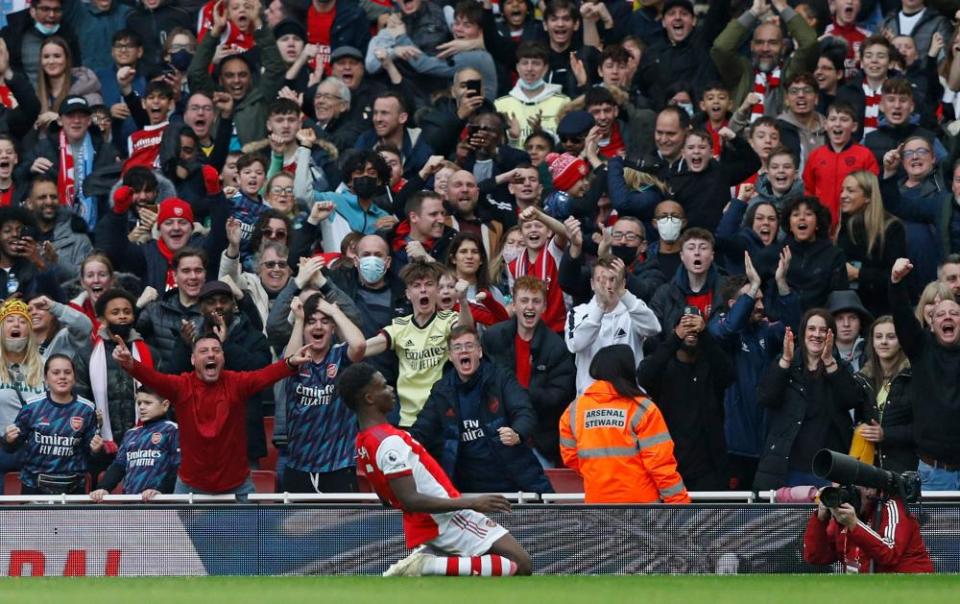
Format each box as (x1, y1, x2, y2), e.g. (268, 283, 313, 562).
(862, 83, 882, 136)
(58, 129, 79, 208)
(89, 332, 153, 441)
(156, 237, 178, 291)
(750, 67, 781, 123)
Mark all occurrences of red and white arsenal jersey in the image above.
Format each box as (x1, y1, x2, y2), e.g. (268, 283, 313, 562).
(124, 122, 169, 174)
(356, 423, 460, 548)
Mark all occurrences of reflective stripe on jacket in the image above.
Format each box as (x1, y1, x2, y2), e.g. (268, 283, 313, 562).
(558, 380, 690, 504)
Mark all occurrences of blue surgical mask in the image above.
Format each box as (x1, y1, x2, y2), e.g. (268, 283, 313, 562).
(35, 22, 60, 35)
(519, 78, 545, 91)
(358, 256, 387, 284)
(677, 102, 694, 117)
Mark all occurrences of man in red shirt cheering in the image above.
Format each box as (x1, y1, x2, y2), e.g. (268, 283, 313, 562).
(112, 333, 312, 496)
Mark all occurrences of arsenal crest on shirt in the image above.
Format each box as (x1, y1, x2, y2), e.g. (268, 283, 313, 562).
(326, 364, 339, 379)
(70, 416, 84, 431)
(151, 432, 163, 445)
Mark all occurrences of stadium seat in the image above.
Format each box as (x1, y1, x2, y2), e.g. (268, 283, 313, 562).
(3, 472, 20, 496)
(261, 416, 279, 472)
(252, 470, 277, 493)
(545, 468, 584, 493)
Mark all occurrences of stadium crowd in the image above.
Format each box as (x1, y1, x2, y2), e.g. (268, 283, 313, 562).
(0, 0, 959, 504)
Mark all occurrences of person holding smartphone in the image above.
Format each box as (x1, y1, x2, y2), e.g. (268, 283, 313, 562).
(419, 67, 494, 158)
(638, 305, 735, 491)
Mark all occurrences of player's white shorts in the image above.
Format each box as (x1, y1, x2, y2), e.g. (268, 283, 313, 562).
(426, 509, 508, 557)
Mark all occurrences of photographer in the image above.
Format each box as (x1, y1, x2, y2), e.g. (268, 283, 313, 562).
(803, 484, 933, 573)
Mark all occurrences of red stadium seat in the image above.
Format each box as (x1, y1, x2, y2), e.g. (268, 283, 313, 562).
(545, 468, 584, 493)
(3, 472, 20, 496)
(261, 416, 279, 472)
(252, 470, 277, 493)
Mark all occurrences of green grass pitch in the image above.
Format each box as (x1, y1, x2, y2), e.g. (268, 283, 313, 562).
(6, 575, 960, 604)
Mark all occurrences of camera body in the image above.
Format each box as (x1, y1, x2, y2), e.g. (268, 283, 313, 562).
(818, 484, 861, 510)
(813, 449, 923, 506)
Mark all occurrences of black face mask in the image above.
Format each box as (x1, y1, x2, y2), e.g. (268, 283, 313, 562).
(109, 322, 133, 342)
(352, 176, 380, 199)
(611, 244, 638, 265)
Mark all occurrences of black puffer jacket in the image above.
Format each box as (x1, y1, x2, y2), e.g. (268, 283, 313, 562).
(855, 370, 916, 474)
(482, 317, 576, 465)
(135, 288, 202, 372)
(754, 359, 859, 490)
(410, 361, 552, 494)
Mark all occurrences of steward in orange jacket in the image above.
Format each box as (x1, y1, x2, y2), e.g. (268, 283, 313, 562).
(557, 345, 690, 504)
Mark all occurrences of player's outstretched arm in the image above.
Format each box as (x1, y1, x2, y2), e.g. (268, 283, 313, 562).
(390, 475, 512, 515)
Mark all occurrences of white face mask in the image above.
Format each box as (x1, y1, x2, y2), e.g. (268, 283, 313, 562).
(4, 336, 27, 353)
(501, 245, 523, 264)
(656, 217, 683, 242)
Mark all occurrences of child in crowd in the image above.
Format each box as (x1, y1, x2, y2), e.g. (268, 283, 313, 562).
(90, 388, 180, 501)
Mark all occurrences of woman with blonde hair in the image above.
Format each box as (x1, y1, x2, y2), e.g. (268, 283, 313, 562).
(837, 170, 906, 317)
(854, 316, 916, 472)
(34, 37, 102, 131)
(914, 281, 954, 329)
(0, 299, 48, 492)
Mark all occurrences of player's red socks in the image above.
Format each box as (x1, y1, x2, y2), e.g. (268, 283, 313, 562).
(423, 555, 518, 576)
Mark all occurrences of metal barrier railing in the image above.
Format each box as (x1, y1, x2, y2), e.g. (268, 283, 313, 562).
(0, 493, 237, 504)
(0, 490, 958, 505)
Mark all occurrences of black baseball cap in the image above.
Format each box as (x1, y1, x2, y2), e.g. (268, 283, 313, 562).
(60, 95, 92, 116)
(663, 0, 695, 15)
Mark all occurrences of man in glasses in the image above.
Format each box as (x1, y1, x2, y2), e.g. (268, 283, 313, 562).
(775, 72, 825, 168)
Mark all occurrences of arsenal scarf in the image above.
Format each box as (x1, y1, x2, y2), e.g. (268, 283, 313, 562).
(89, 333, 154, 441)
(156, 237, 178, 291)
(750, 67, 781, 123)
(862, 83, 882, 136)
(58, 130, 96, 226)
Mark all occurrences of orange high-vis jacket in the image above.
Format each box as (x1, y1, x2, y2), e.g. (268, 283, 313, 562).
(559, 380, 690, 504)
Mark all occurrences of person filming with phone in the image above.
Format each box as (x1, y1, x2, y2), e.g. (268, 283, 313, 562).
(638, 304, 734, 491)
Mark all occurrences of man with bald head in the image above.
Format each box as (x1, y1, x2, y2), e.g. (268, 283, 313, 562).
(711, 0, 818, 119)
(446, 169, 503, 258)
(891, 258, 960, 491)
(328, 233, 408, 384)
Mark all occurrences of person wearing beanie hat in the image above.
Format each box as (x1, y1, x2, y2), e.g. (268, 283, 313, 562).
(94, 177, 231, 295)
(546, 152, 590, 196)
(274, 20, 307, 68)
(0, 295, 48, 491)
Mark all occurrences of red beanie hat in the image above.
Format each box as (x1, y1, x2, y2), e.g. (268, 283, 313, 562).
(547, 152, 589, 192)
(156, 198, 194, 226)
